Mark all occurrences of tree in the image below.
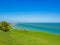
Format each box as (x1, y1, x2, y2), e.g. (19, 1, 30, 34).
(0, 21, 10, 32)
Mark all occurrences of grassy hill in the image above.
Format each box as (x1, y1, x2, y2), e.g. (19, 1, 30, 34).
(0, 29, 60, 45)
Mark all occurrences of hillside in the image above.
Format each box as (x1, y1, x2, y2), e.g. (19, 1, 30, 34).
(0, 29, 60, 45)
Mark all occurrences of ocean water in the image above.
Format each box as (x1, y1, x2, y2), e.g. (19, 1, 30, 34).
(14, 23, 60, 34)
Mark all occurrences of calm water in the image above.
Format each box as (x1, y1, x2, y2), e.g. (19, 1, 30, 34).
(14, 23, 60, 34)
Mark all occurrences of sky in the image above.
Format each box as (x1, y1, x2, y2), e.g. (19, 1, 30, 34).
(0, 0, 60, 23)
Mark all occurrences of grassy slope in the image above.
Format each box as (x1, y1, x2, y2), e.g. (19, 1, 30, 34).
(0, 29, 60, 45)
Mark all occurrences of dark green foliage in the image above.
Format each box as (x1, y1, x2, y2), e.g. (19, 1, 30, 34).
(0, 21, 10, 32)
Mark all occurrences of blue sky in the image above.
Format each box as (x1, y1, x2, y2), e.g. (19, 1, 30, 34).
(0, 0, 60, 23)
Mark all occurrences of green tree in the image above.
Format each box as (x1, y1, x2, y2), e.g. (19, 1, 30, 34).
(0, 21, 10, 32)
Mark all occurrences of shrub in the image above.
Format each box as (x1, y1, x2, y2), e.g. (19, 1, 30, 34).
(0, 21, 10, 32)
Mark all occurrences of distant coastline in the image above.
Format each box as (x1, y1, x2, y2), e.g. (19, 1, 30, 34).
(13, 23, 60, 34)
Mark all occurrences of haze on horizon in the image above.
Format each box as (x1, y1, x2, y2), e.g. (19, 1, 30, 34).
(0, 0, 60, 23)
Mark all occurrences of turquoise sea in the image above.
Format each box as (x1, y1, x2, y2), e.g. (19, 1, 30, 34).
(14, 23, 60, 34)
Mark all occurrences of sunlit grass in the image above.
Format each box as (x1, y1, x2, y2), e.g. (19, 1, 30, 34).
(0, 29, 60, 45)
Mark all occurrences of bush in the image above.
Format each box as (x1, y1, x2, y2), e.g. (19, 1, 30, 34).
(0, 21, 10, 32)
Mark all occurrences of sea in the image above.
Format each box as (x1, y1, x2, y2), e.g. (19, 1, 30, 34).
(13, 23, 60, 34)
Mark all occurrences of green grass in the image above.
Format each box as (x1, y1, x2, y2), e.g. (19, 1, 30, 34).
(0, 29, 60, 45)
